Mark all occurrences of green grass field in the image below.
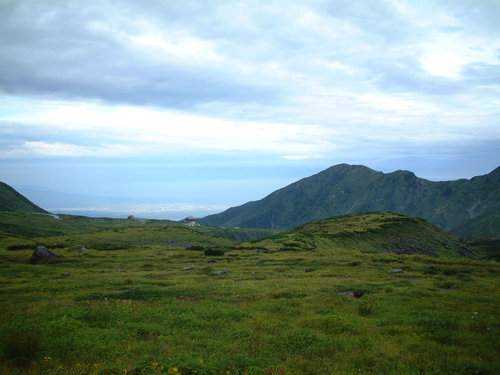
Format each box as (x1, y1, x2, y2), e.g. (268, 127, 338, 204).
(0, 213, 498, 374)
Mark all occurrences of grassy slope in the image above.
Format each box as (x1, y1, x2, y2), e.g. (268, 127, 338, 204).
(36, 225, 236, 250)
(0, 213, 278, 245)
(0, 182, 48, 214)
(199, 164, 500, 239)
(0, 243, 498, 374)
(251, 212, 478, 258)
(0, 212, 497, 374)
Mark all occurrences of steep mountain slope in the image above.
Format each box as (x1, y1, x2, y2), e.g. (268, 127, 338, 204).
(199, 164, 500, 239)
(0, 181, 48, 213)
(251, 212, 478, 258)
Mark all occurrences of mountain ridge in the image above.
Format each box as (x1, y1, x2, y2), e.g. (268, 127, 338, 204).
(249, 212, 478, 258)
(0, 181, 49, 214)
(199, 164, 500, 239)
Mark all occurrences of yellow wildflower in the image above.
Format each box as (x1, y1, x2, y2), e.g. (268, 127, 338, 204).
(152, 362, 159, 367)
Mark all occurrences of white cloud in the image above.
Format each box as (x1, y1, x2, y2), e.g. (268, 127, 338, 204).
(0, 96, 337, 158)
(0, 0, 498, 177)
(0, 139, 131, 158)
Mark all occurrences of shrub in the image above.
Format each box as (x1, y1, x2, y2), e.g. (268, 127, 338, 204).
(6, 244, 32, 251)
(187, 245, 205, 251)
(357, 303, 374, 316)
(2, 331, 41, 365)
(204, 248, 225, 256)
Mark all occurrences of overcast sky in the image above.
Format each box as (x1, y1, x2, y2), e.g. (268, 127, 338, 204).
(0, 0, 499, 218)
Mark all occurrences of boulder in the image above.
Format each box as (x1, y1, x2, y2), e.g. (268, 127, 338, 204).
(390, 268, 403, 273)
(69, 244, 86, 252)
(211, 269, 229, 275)
(30, 246, 58, 262)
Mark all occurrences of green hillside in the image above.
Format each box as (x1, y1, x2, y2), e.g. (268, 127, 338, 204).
(0, 182, 48, 214)
(0, 224, 498, 374)
(0, 212, 278, 247)
(35, 225, 236, 251)
(0, 212, 180, 239)
(199, 164, 500, 239)
(250, 212, 478, 258)
(452, 210, 500, 240)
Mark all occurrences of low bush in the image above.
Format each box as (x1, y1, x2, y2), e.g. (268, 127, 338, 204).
(2, 331, 41, 366)
(204, 248, 225, 256)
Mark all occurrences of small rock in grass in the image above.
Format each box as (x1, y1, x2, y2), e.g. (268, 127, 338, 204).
(69, 244, 86, 252)
(30, 246, 58, 262)
(390, 268, 403, 273)
(61, 272, 70, 277)
(340, 290, 365, 299)
(310, 248, 319, 252)
(340, 290, 354, 298)
(183, 265, 196, 270)
(211, 269, 229, 275)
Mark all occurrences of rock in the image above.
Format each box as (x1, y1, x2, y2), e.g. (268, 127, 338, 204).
(30, 246, 58, 262)
(390, 268, 403, 273)
(199, 266, 208, 270)
(61, 272, 70, 277)
(207, 259, 217, 263)
(310, 248, 319, 252)
(183, 265, 196, 270)
(340, 290, 365, 299)
(69, 244, 86, 252)
(340, 290, 354, 298)
(211, 269, 229, 275)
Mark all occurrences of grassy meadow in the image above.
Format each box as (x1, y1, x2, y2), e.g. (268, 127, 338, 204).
(0, 214, 498, 374)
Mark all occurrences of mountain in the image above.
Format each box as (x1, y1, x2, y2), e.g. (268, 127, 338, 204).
(199, 164, 500, 239)
(0, 181, 48, 214)
(250, 212, 478, 258)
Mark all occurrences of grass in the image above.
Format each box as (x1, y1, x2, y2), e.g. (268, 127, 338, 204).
(253, 212, 479, 258)
(0, 212, 498, 374)
(0, 242, 498, 374)
(0, 212, 279, 243)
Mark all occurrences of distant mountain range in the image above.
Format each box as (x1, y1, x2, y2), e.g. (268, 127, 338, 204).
(200, 164, 500, 239)
(0, 181, 48, 214)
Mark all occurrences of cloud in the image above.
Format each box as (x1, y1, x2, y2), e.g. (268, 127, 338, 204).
(0, 0, 498, 175)
(0, 139, 131, 159)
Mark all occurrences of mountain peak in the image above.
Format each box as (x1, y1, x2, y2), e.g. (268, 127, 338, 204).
(200, 165, 499, 239)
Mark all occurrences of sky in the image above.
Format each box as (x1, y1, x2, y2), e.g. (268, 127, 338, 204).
(0, 0, 499, 219)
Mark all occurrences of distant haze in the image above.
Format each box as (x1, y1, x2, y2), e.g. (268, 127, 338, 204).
(1, 1, 499, 219)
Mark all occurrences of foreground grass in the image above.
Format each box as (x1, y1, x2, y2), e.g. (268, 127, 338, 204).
(0, 243, 498, 374)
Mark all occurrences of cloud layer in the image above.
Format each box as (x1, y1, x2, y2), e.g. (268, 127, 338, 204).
(0, 0, 499, 174)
